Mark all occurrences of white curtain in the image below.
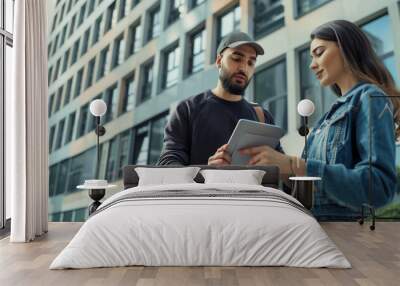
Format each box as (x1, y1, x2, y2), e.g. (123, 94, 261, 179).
(8, 0, 48, 242)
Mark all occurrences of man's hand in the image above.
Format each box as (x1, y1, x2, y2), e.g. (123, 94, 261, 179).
(240, 145, 291, 174)
(208, 144, 232, 166)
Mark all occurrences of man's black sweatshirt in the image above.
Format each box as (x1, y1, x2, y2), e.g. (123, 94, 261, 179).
(157, 90, 283, 165)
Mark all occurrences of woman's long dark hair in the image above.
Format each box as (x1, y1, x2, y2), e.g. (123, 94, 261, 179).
(311, 19, 400, 139)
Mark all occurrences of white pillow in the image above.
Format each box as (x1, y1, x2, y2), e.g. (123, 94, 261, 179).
(200, 169, 266, 185)
(135, 167, 201, 186)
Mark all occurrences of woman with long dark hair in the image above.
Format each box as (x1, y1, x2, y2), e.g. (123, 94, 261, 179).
(240, 20, 399, 220)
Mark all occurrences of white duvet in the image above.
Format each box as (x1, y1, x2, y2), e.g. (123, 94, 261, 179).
(50, 183, 351, 269)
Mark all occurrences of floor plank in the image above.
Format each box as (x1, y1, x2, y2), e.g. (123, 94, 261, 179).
(0, 222, 399, 286)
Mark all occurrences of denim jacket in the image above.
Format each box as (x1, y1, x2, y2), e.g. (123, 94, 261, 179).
(304, 82, 397, 220)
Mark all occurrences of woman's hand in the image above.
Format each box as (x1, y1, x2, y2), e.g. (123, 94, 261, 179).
(240, 145, 293, 174)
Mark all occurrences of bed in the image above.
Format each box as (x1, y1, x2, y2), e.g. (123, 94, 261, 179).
(50, 165, 351, 269)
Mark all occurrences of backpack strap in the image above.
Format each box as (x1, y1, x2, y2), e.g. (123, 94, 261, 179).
(253, 105, 265, 123)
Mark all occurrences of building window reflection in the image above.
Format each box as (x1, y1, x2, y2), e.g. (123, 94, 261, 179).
(163, 44, 180, 89)
(361, 14, 399, 86)
(133, 125, 150, 165)
(147, 4, 160, 41)
(117, 131, 131, 179)
(253, 0, 285, 38)
(168, 0, 184, 26)
(296, 0, 331, 17)
(149, 114, 168, 164)
(298, 48, 336, 128)
(138, 60, 154, 104)
(254, 59, 288, 132)
(217, 5, 240, 50)
(122, 74, 135, 112)
(188, 27, 206, 75)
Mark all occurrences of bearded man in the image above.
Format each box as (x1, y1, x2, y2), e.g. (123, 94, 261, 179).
(157, 31, 283, 166)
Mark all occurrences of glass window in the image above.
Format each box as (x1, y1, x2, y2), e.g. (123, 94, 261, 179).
(74, 67, 84, 98)
(254, 59, 288, 132)
(133, 125, 149, 164)
(117, 131, 131, 178)
(132, 0, 141, 9)
(64, 77, 73, 106)
(191, 0, 206, 9)
(361, 15, 399, 86)
(299, 48, 336, 127)
(168, 0, 184, 25)
(127, 21, 142, 56)
(59, 3, 66, 23)
(105, 1, 117, 33)
(122, 74, 135, 112)
(55, 118, 66, 150)
(51, 212, 62, 221)
(81, 28, 91, 56)
(52, 34, 59, 56)
(92, 15, 103, 46)
(71, 38, 80, 65)
(48, 42, 52, 58)
(149, 115, 168, 164)
(48, 66, 53, 84)
(111, 34, 125, 69)
(253, 0, 284, 38)
(297, 0, 331, 17)
(104, 84, 119, 122)
(48, 93, 55, 117)
(85, 57, 96, 89)
(106, 137, 118, 181)
(78, 3, 86, 27)
(217, 5, 240, 47)
(49, 125, 56, 153)
(189, 27, 206, 74)
(87, 94, 102, 133)
(62, 210, 74, 222)
(59, 24, 68, 47)
(163, 45, 180, 88)
(139, 60, 153, 104)
(49, 165, 59, 197)
(74, 208, 87, 222)
(62, 49, 70, 73)
(67, 0, 73, 13)
(98, 142, 107, 177)
(67, 147, 96, 193)
(118, 0, 127, 20)
(54, 86, 64, 113)
(53, 58, 61, 81)
(97, 45, 110, 79)
(55, 159, 69, 196)
(148, 5, 160, 41)
(69, 14, 77, 36)
(65, 111, 76, 144)
(88, 0, 96, 15)
(52, 13, 58, 32)
(77, 104, 89, 137)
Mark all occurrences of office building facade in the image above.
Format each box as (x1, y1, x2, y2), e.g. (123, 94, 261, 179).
(47, 0, 400, 221)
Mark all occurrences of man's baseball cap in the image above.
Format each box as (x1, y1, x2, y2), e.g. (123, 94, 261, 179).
(217, 31, 264, 56)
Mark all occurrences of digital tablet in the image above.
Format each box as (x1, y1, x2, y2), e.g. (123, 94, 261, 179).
(227, 119, 285, 165)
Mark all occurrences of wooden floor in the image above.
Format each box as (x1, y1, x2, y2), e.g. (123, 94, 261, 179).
(0, 222, 399, 286)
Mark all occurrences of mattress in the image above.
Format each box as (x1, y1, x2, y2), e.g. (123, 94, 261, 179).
(50, 183, 351, 269)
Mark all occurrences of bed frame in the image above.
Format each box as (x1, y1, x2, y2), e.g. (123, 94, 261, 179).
(85, 165, 281, 214)
(122, 165, 280, 189)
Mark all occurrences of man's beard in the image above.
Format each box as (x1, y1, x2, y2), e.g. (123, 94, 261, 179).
(219, 66, 251, 95)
